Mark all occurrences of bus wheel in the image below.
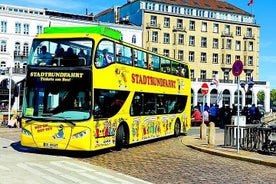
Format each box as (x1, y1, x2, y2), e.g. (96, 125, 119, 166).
(115, 124, 126, 150)
(174, 119, 181, 137)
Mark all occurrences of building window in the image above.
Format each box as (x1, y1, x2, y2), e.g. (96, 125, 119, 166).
(248, 56, 253, 66)
(201, 53, 207, 63)
(213, 38, 218, 48)
(201, 37, 207, 48)
(164, 17, 170, 28)
(236, 26, 241, 36)
(15, 23, 21, 34)
(178, 50, 184, 61)
(37, 25, 43, 35)
(152, 48, 158, 53)
(189, 36, 195, 46)
(0, 40, 7, 52)
(235, 55, 241, 61)
(224, 25, 230, 35)
(132, 35, 136, 44)
(177, 19, 183, 29)
(235, 41, 241, 51)
(163, 49, 169, 57)
(212, 71, 218, 79)
(1, 21, 7, 33)
(213, 53, 218, 64)
(189, 51, 194, 62)
(178, 34, 184, 45)
(226, 39, 232, 49)
(248, 41, 253, 51)
(152, 31, 158, 42)
(226, 54, 231, 64)
(163, 33, 170, 44)
(189, 20, 195, 31)
(23, 24, 29, 35)
(213, 23, 219, 33)
(23, 42, 29, 56)
(191, 69, 194, 79)
(150, 16, 157, 26)
(201, 22, 207, 32)
(200, 70, 206, 80)
(224, 71, 229, 81)
(246, 27, 252, 37)
(15, 42, 21, 55)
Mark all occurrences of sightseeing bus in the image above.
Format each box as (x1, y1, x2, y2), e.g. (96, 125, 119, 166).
(20, 26, 191, 151)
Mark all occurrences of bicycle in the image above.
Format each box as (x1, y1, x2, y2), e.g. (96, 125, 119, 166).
(240, 125, 261, 151)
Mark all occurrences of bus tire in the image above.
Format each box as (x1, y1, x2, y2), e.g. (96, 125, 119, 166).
(174, 119, 181, 137)
(115, 124, 128, 150)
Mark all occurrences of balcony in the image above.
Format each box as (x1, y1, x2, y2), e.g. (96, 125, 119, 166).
(172, 26, 186, 33)
(14, 51, 29, 59)
(146, 23, 161, 30)
(221, 31, 233, 38)
(243, 34, 255, 40)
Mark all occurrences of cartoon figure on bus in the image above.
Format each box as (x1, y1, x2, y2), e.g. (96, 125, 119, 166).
(115, 67, 128, 88)
(132, 118, 140, 142)
(52, 124, 65, 139)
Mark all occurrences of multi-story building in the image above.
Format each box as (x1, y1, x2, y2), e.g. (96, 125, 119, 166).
(95, 0, 270, 112)
(0, 4, 142, 111)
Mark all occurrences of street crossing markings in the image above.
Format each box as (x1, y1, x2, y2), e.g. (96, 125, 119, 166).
(17, 163, 66, 184)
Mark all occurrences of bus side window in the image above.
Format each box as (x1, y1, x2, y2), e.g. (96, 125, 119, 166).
(95, 40, 114, 68)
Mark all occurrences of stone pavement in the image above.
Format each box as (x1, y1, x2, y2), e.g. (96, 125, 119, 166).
(1, 127, 275, 168)
(182, 127, 276, 168)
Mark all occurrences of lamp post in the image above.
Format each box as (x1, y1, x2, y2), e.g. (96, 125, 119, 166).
(240, 78, 254, 105)
(7, 66, 12, 125)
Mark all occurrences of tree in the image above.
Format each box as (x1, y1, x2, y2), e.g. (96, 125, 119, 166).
(257, 91, 264, 105)
(271, 89, 276, 105)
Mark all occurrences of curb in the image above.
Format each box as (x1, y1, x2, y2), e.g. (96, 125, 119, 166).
(182, 138, 276, 168)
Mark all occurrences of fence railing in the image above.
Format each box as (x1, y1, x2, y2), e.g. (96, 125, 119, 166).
(224, 124, 276, 154)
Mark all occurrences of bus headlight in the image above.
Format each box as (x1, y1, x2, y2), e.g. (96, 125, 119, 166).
(72, 130, 88, 139)
(22, 128, 32, 136)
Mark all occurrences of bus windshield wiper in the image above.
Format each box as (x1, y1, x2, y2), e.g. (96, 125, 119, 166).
(52, 115, 76, 126)
(41, 113, 76, 126)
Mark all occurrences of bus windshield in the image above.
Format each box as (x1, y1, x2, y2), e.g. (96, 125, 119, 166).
(23, 67, 91, 121)
(28, 39, 92, 66)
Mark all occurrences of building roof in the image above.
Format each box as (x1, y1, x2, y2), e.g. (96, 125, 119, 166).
(130, 0, 251, 16)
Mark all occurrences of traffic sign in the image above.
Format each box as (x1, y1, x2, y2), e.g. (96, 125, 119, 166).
(201, 82, 209, 95)
(232, 60, 243, 76)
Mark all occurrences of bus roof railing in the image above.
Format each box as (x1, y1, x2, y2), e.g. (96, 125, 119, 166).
(43, 26, 122, 41)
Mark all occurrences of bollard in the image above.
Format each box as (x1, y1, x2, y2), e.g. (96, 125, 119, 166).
(208, 122, 215, 146)
(200, 122, 207, 140)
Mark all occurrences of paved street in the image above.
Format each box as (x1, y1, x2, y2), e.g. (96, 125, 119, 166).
(0, 129, 151, 184)
(0, 128, 275, 184)
(78, 135, 276, 184)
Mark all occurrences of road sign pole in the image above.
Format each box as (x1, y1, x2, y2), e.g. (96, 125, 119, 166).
(237, 76, 240, 153)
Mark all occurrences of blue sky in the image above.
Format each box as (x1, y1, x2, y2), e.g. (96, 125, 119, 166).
(1, 0, 276, 89)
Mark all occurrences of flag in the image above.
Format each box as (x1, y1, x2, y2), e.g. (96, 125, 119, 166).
(247, 0, 254, 6)
(210, 74, 219, 87)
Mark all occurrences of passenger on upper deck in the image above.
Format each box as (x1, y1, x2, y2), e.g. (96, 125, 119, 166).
(38, 45, 52, 65)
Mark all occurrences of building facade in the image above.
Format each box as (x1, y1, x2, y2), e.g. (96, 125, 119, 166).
(96, 0, 270, 112)
(0, 3, 142, 111)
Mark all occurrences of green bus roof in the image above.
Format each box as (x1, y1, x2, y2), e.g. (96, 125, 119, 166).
(43, 26, 122, 41)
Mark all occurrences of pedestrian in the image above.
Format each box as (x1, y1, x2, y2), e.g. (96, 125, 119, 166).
(209, 104, 218, 126)
(7, 115, 19, 128)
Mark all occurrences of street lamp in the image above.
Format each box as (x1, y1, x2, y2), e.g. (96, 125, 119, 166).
(240, 79, 254, 92)
(7, 66, 12, 125)
(240, 78, 254, 105)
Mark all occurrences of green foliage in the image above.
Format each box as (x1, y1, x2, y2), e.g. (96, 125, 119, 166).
(257, 91, 265, 105)
(271, 89, 276, 105)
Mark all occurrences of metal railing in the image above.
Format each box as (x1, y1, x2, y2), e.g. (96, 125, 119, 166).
(224, 124, 276, 154)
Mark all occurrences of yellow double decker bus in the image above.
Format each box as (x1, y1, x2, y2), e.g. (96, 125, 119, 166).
(20, 26, 191, 151)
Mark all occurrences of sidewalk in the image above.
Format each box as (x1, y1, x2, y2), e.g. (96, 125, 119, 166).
(182, 127, 276, 167)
